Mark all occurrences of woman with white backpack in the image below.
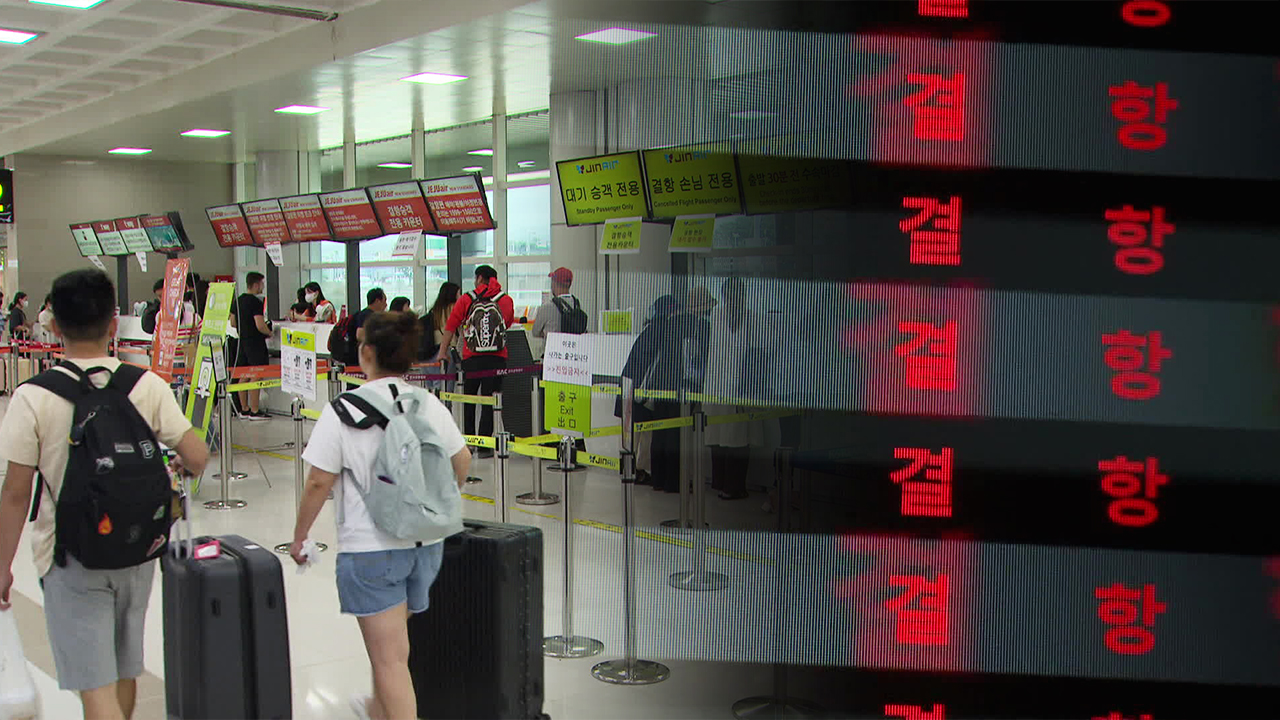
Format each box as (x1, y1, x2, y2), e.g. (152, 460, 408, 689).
(289, 310, 471, 720)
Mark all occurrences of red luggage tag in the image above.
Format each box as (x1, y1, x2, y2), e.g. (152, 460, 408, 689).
(194, 539, 222, 560)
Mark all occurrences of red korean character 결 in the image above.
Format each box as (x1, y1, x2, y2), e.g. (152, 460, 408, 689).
(1121, 0, 1171, 27)
(896, 321, 959, 392)
(1098, 455, 1168, 528)
(904, 73, 966, 142)
(885, 573, 950, 646)
(886, 703, 947, 720)
(1095, 582, 1167, 655)
(1102, 330, 1172, 401)
(891, 447, 954, 518)
(901, 196, 962, 266)
(1105, 204, 1175, 275)
(1109, 81, 1179, 151)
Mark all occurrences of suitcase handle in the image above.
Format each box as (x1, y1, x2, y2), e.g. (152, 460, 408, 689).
(171, 474, 195, 559)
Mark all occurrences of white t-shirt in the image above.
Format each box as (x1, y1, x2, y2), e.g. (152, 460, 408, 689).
(301, 377, 467, 554)
(313, 300, 336, 324)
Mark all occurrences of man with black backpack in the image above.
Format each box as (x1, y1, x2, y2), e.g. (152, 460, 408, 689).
(433, 266, 514, 456)
(531, 266, 587, 344)
(0, 269, 209, 720)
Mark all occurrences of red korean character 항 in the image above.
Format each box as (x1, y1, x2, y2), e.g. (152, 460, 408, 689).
(904, 73, 966, 142)
(1095, 582, 1167, 655)
(1102, 330, 1172, 401)
(896, 321, 958, 392)
(885, 573, 950, 646)
(1098, 455, 1167, 528)
(901, 196, 962, 266)
(1121, 0, 1170, 27)
(890, 447, 954, 518)
(1109, 81, 1179, 151)
(1105, 204, 1174, 275)
(886, 703, 947, 720)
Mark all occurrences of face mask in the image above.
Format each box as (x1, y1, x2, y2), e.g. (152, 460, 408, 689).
(305, 292, 318, 303)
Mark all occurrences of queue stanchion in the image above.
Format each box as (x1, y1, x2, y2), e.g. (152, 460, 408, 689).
(494, 428, 511, 523)
(517, 380, 558, 506)
(660, 396, 695, 535)
(204, 376, 246, 510)
(731, 447, 821, 719)
(543, 434, 604, 659)
(275, 397, 327, 554)
(453, 363, 466, 432)
(668, 406, 728, 592)
(593, 377, 669, 685)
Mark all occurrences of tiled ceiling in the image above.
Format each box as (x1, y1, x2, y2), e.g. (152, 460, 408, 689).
(0, 0, 380, 133)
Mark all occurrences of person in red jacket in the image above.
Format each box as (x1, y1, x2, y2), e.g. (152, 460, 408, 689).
(434, 265, 514, 455)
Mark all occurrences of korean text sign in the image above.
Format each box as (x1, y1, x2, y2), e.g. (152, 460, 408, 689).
(642, 144, 742, 218)
(556, 151, 647, 226)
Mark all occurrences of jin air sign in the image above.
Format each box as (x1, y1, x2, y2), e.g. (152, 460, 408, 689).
(642, 144, 742, 219)
(0, 169, 13, 223)
(556, 151, 647, 226)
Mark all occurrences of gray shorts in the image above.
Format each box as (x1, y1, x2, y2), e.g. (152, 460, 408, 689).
(41, 556, 156, 692)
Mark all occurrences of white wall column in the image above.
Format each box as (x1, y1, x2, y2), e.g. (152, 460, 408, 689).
(549, 90, 601, 329)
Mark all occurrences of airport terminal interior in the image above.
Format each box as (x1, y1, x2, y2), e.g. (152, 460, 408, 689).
(0, 0, 1278, 718)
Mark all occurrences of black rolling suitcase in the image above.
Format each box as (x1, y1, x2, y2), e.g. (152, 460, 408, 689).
(162, 533, 292, 719)
(409, 519, 547, 719)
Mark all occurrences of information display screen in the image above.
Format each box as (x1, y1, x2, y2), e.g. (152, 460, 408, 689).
(205, 205, 252, 248)
(641, 143, 742, 219)
(91, 220, 128, 256)
(241, 199, 292, 246)
(555, 151, 647, 226)
(141, 213, 190, 253)
(319, 189, 383, 240)
(369, 182, 438, 234)
(69, 223, 102, 257)
(279, 194, 333, 242)
(737, 153, 852, 215)
(420, 174, 494, 233)
(114, 217, 152, 253)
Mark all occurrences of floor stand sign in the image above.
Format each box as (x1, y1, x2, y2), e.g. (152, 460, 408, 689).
(542, 434, 604, 660)
(205, 340, 246, 511)
(668, 406, 728, 592)
(592, 376, 670, 685)
(730, 447, 822, 719)
(516, 380, 559, 506)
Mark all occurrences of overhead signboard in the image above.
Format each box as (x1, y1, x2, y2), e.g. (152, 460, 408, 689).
(70, 223, 103, 257)
(92, 220, 129, 256)
(420, 174, 494, 233)
(114, 216, 153, 253)
(279, 194, 333, 242)
(242, 199, 292, 246)
(0, 168, 13, 224)
(206, 204, 253, 248)
(555, 151, 647, 226)
(369, 182, 438, 235)
(642, 143, 743, 219)
(737, 153, 852, 215)
(141, 213, 190, 253)
(319, 189, 383, 240)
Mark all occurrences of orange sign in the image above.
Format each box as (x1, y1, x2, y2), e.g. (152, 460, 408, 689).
(151, 257, 190, 380)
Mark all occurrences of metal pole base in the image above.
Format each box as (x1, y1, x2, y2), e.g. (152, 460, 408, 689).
(211, 472, 248, 481)
(273, 541, 328, 555)
(516, 491, 560, 506)
(203, 499, 247, 510)
(547, 463, 584, 473)
(591, 659, 670, 685)
(668, 570, 729, 592)
(731, 697, 824, 719)
(542, 635, 604, 659)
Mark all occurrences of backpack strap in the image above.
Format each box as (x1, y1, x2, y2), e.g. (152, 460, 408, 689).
(331, 392, 388, 430)
(22, 365, 85, 402)
(107, 363, 147, 395)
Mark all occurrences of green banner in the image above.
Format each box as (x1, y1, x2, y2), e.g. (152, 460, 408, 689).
(544, 380, 591, 438)
(186, 282, 235, 441)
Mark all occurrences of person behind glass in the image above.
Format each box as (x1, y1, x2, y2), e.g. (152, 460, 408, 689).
(305, 281, 336, 324)
(433, 266, 514, 458)
(420, 282, 460, 362)
(234, 272, 273, 420)
(34, 295, 56, 344)
(705, 277, 760, 500)
(289, 310, 470, 720)
(350, 287, 388, 349)
(288, 287, 314, 322)
(141, 279, 164, 334)
(389, 296, 411, 313)
(648, 287, 714, 493)
(8, 292, 31, 340)
(615, 295, 681, 486)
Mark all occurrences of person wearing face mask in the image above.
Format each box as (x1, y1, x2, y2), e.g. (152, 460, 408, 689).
(289, 287, 314, 322)
(305, 282, 336, 324)
(233, 272, 273, 419)
(8, 292, 31, 340)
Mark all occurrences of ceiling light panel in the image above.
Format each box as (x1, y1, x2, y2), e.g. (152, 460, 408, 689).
(0, 28, 40, 45)
(28, 0, 108, 8)
(274, 104, 328, 115)
(573, 28, 657, 45)
(400, 72, 467, 84)
(181, 128, 230, 138)
(467, 149, 494, 156)
(377, 162, 412, 168)
(108, 147, 151, 155)
(462, 165, 484, 172)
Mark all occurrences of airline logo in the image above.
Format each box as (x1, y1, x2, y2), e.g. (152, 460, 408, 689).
(320, 190, 369, 207)
(576, 159, 620, 174)
(281, 196, 322, 211)
(243, 200, 284, 217)
(371, 183, 419, 201)
(663, 150, 709, 164)
(206, 205, 243, 221)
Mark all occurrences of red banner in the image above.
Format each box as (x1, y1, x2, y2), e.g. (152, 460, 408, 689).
(206, 205, 252, 248)
(280, 194, 333, 242)
(319, 189, 383, 240)
(242, 199, 292, 245)
(421, 176, 494, 233)
(370, 182, 438, 234)
(152, 257, 190, 379)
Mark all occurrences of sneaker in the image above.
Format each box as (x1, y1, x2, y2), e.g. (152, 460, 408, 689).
(349, 694, 373, 720)
(247, 411, 270, 421)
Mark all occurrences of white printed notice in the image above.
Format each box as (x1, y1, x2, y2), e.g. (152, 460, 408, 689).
(135, 251, 148, 271)
(392, 229, 422, 257)
(265, 242, 283, 267)
(280, 328, 317, 401)
(543, 332, 592, 387)
(89, 256, 105, 270)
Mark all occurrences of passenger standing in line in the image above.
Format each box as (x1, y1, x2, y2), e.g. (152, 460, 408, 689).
(351, 288, 388, 347)
(289, 287, 314, 322)
(290, 310, 470, 720)
(8, 292, 31, 339)
(304, 282, 337, 324)
(233, 272, 273, 419)
(616, 295, 681, 486)
(420, 282, 460, 362)
(34, 295, 56, 344)
(141, 279, 164, 334)
(433, 266, 515, 457)
(649, 286, 714, 493)
(389, 296, 411, 313)
(0, 269, 209, 720)
(706, 277, 757, 500)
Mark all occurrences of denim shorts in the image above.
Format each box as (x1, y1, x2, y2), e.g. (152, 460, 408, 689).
(335, 543, 444, 617)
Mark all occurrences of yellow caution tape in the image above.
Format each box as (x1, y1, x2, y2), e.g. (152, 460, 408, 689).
(705, 409, 799, 426)
(513, 433, 560, 446)
(337, 373, 367, 386)
(578, 452, 620, 471)
(226, 378, 281, 392)
(231, 443, 293, 462)
(635, 416, 694, 433)
(584, 425, 622, 439)
(300, 408, 321, 421)
(509, 443, 559, 461)
(440, 391, 496, 406)
(464, 434, 496, 449)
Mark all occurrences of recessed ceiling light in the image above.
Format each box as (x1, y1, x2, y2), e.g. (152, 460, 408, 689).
(729, 110, 777, 120)
(574, 28, 657, 45)
(28, 0, 108, 7)
(377, 162, 413, 169)
(462, 166, 484, 172)
(400, 72, 467, 85)
(180, 128, 230, 138)
(467, 149, 494, 156)
(0, 28, 40, 45)
(62, 159, 96, 166)
(274, 104, 328, 115)
(108, 147, 151, 155)
(517, 160, 536, 168)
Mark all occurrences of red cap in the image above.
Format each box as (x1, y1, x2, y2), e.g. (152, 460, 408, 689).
(549, 267, 573, 286)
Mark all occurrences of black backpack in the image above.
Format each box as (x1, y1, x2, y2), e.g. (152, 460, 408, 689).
(26, 362, 174, 570)
(329, 313, 357, 365)
(552, 296, 588, 334)
(464, 291, 507, 354)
